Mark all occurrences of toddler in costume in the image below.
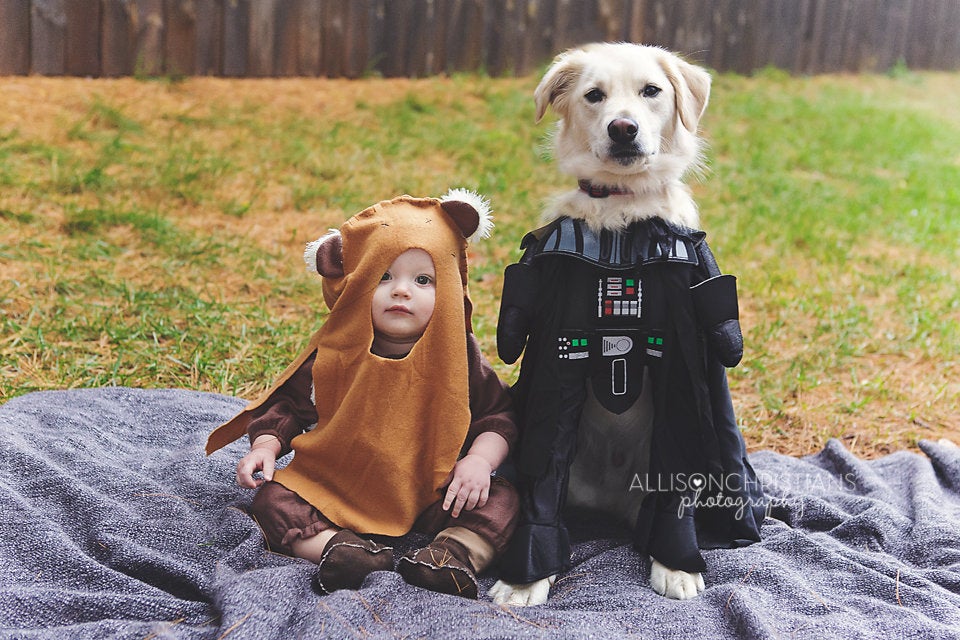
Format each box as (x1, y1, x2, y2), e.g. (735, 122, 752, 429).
(206, 191, 519, 598)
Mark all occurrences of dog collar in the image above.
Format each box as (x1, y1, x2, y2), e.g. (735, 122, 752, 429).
(578, 179, 634, 198)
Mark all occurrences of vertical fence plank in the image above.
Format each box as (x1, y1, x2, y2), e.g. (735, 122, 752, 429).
(596, 0, 627, 42)
(247, 0, 277, 77)
(431, 0, 452, 73)
(296, 0, 321, 76)
(524, 0, 559, 73)
(102, 0, 137, 76)
(642, 0, 676, 50)
(879, 0, 911, 70)
(194, 0, 222, 75)
(379, 0, 409, 77)
(840, 0, 861, 71)
(64, 0, 101, 76)
(798, 0, 824, 73)
(714, 0, 750, 74)
(345, 0, 372, 78)
(496, 0, 538, 76)
(223, 0, 249, 77)
(818, 0, 847, 72)
(444, 0, 484, 73)
(486, 0, 510, 76)
(321, 0, 346, 76)
(940, 0, 960, 70)
(627, 0, 646, 43)
(758, 0, 804, 73)
(275, 0, 300, 76)
(678, 0, 714, 67)
(928, 0, 954, 68)
(553, 0, 606, 51)
(366, 0, 388, 75)
(0, 0, 32, 75)
(404, 0, 434, 77)
(704, 0, 724, 70)
(408, 0, 435, 77)
(905, 0, 928, 68)
(165, 0, 197, 76)
(872, 2, 897, 70)
(135, 0, 164, 75)
(31, 0, 67, 75)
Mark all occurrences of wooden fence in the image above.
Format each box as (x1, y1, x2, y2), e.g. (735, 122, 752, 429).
(1, 0, 959, 78)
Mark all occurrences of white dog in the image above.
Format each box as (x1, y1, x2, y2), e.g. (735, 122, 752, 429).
(535, 42, 710, 231)
(490, 43, 716, 606)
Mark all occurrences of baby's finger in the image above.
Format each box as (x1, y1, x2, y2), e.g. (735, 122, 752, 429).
(451, 489, 469, 518)
(477, 485, 490, 509)
(236, 470, 256, 489)
(443, 480, 460, 511)
(262, 456, 275, 483)
(235, 460, 253, 488)
(464, 489, 480, 513)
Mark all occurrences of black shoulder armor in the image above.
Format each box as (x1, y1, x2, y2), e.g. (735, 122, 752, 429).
(521, 217, 704, 269)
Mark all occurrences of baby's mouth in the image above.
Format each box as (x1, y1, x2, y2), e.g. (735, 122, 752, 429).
(386, 305, 412, 315)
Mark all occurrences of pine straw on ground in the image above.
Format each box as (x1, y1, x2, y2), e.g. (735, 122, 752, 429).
(1, 75, 958, 459)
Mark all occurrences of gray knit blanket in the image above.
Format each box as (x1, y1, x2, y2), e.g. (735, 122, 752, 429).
(2, 388, 959, 639)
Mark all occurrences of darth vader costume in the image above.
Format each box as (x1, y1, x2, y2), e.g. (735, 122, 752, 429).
(496, 215, 766, 582)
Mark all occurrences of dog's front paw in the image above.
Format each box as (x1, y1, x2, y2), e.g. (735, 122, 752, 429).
(649, 557, 705, 600)
(488, 575, 557, 607)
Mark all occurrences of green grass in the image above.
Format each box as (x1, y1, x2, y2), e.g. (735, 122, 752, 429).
(1, 72, 958, 456)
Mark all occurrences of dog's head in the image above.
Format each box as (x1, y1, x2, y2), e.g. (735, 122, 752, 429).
(535, 43, 710, 190)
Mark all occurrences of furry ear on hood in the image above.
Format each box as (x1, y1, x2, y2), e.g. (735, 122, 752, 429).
(440, 188, 493, 241)
(303, 230, 344, 278)
(302, 190, 493, 278)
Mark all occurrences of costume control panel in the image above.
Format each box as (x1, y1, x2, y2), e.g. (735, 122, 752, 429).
(598, 276, 641, 319)
(557, 334, 591, 360)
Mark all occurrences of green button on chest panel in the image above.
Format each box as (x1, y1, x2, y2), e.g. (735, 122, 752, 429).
(646, 335, 664, 358)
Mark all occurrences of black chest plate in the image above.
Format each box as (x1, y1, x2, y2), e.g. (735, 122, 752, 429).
(529, 217, 701, 414)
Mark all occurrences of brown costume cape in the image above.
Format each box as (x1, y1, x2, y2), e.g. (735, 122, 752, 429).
(207, 196, 475, 536)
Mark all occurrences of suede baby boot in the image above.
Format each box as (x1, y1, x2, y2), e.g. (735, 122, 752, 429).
(312, 529, 394, 594)
(398, 534, 482, 599)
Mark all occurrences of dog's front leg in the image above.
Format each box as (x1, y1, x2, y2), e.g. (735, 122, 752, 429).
(488, 575, 557, 606)
(649, 557, 705, 600)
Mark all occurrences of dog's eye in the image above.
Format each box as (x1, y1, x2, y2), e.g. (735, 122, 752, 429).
(584, 89, 605, 104)
(641, 84, 662, 98)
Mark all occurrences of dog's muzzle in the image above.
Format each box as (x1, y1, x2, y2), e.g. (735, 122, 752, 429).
(608, 118, 639, 144)
(607, 118, 643, 164)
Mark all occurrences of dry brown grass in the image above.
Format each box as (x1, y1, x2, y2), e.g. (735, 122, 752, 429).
(2, 73, 958, 459)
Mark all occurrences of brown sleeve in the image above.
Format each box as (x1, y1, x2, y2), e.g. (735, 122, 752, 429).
(465, 333, 518, 451)
(246, 352, 318, 456)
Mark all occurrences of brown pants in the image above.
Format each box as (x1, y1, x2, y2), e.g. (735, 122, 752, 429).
(249, 476, 519, 559)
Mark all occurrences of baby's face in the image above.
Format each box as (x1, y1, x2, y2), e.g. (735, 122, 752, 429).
(370, 249, 436, 356)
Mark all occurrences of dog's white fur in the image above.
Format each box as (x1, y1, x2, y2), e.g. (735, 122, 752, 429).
(536, 42, 710, 231)
(490, 43, 712, 606)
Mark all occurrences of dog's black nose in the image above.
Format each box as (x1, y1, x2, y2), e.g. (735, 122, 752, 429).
(607, 118, 639, 143)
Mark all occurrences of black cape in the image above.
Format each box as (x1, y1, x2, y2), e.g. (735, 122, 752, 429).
(496, 216, 766, 582)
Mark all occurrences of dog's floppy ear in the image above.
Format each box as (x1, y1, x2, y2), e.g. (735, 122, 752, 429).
(440, 188, 493, 241)
(660, 53, 711, 133)
(534, 49, 586, 122)
(303, 230, 344, 278)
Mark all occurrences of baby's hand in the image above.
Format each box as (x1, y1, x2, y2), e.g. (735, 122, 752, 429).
(236, 435, 281, 489)
(443, 454, 492, 518)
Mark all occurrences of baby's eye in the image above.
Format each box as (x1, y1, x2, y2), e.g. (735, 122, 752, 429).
(380, 272, 392, 282)
(415, 275, 434, 286)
